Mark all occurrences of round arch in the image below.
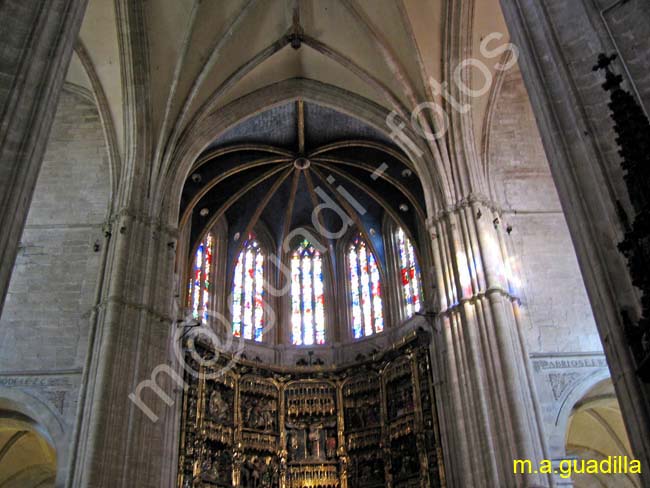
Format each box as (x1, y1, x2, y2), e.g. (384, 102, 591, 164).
(564, 377, 640, 487)
(553, 369, 612, 453)
(0, 388, 66, 487)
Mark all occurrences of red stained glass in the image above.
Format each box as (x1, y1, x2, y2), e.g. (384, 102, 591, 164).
(397, 228, 421, 317)
(232, 237, 265, 342)
(188, 233, 214, 322)
(348, 235, 383, 339)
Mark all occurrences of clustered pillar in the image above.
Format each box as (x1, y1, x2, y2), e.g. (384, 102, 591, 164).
(69, 209, 181, 487)
(429, 197, 549, 487)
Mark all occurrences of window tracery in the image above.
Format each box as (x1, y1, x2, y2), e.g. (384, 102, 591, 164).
(396, 227, 421, 317)
(232, 237, 265, 341)
(291, 239, 326, 346)
(347, 235, 383, 338)
(188, 233, 215, 322)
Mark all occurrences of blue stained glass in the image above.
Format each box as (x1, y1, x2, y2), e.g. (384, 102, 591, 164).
(188, 234, 214, 322)
(291, 240, 326, 345)
(232, 237, 265, 341)
(397, 228, 421, 317)
(348, 235, 383, 338)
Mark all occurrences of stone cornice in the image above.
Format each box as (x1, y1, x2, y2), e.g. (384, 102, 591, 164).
(108, 207, 179, 238)
(427, 192, 504, 229)
(94, 295, 175, 325)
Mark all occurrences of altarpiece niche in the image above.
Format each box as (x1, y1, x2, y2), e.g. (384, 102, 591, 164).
(177, 329, 445, 487)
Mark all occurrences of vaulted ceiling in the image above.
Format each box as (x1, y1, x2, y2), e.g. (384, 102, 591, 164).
(181, 100, 426, 277)
(0, 412, 56, 487)
(567, 380, 640, 488)
(64, 0, 511, 198)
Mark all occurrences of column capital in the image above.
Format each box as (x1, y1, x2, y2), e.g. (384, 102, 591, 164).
(426, 193, 503, 230)
(110, 206, 180, 239)
(437, 286, 521, 317)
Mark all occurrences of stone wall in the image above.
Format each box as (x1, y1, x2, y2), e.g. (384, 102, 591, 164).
(498, 2, 650, 481)
(489, 66, 601, 354)
(0, 89, 109, 475)
(530, 353, 610, 486)
(592, 0, 650, 111)
(539, 0, 647, 219)
(488, 66, 611, 471)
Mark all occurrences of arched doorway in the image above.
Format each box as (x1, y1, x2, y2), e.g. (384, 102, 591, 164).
(0, 410, 56, 487)
(566, 379, 640, 487)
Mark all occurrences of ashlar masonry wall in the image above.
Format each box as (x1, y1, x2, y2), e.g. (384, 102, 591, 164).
(0, 88, 110, 475)
(488, 65, 611, 472)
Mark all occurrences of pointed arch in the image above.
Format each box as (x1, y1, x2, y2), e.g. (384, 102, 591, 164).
(162, 79, 444, 227)
(231, 234, 266, 342)
(187, 232, 215, 322)
(73, 41, 122, 214)
(347, 234, 384, 339)
(290, 239, 326, 346)
(395, 226, 422, 318)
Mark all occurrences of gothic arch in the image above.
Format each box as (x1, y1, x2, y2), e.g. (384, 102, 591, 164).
(72, 41, 122, 213)
(0, 388, 64, 486)
(554, 369, 612, 452)
(160, 79, 445, 228)
(227, 221, 276, 345)
(562, 375, 640, 487)
(336, 227, 387, 342)
(480, 50, 513, 204)
(282, 226, 337, 346)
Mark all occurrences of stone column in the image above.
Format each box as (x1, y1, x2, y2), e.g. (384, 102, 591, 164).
(68, 209, 181, 487)
(499, 0, 650, 482)
(0, 0, 88, 313)
(429, 198, 549, 487)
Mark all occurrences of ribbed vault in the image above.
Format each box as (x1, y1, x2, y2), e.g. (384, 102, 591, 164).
(567, 379, 640, 488)
(181, 100, 427, 281)
(65, 0, 513, 218)
(0, 412, 56, 488)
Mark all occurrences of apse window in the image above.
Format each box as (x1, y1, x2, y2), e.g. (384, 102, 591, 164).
(232, 236, 265, 341)
(188, 233, 214, 322)
(397, 227, 421, 317)
(291, 239, 326, 346)
(348, 234, 383, 338)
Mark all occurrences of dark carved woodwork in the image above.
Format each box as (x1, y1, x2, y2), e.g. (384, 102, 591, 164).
(594, 53, 650, 382)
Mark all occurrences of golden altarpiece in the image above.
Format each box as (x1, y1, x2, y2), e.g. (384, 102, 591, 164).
(177, 329, 445, 488)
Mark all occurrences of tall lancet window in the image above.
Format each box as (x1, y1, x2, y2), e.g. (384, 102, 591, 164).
(348, 235, 383, 338)
(396, 227, 421, 317)
(188, 233, 214, 322)
(291, 240, 326, 346)
(232, 237, 265, 341)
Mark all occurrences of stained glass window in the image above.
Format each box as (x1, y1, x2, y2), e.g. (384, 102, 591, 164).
(348, 235, 383, 339)
(188, 233, 214, 322)
(397, 227, 421, 317)
(291, 240, 326, 345)
(232, 237, 265, 341)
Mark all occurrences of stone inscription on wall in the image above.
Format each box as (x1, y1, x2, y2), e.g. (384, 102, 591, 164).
(0, 372, 81, 417)
(530, 353, 610, 463)
(0, 375, 74, 388)
(532, 355, 608, 401)
(532, 357, 607, 373)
